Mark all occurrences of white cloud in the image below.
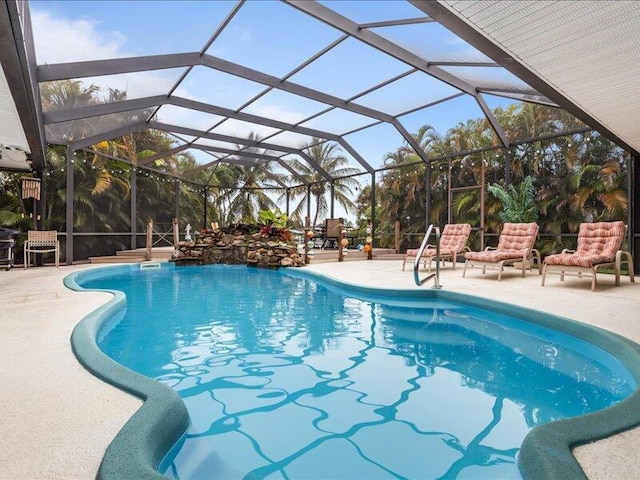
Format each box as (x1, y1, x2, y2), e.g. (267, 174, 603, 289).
(31, 9, 129, 64)
(31, 8, 197, 121)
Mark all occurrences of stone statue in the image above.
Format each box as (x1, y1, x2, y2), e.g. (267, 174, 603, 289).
(185, 223, 192, 242)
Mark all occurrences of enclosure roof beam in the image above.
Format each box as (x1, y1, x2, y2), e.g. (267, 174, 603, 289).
(358, 16, 435, 29)
(284, 0, 511, 153)
(150, 121, 331, 181)
(257, 164, 288, 189)
(37, 52, 200, 82)
(41, 51, 398, 125)
(43, 95, 166, 124)
(44, 95, 339, 146)
(188, 144, 288, 164)
(138, 144, 190, 166)
(79, 148, 203, 185)
(39, 53, 388, 173)
(476, 94, 510, 148)
(67, 121, 150, 151)
(284, 0, 477, 96)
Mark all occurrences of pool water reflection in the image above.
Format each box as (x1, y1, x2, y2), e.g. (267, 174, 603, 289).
(81, 265, 635, 479)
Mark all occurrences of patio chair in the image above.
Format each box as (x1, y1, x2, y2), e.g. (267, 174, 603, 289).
(23, 230, 59, 268)
(541, 221, 634, 291)
(402, 223, 471, 272)
(463, 222, 541, 281)
(321, 218, 342, 249)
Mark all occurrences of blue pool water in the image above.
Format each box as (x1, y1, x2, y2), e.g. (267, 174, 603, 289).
(81, 264, 635, 479)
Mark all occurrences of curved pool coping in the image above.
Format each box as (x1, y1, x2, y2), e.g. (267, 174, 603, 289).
(65, 264, 640, 480)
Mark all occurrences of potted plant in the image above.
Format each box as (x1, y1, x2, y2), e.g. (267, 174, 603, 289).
(258, 209, 293, 243)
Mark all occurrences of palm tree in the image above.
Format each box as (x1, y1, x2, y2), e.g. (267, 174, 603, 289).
(284, 138, 361, 227)
(214, 132, 287, 224)
(225, 165, 281, 223)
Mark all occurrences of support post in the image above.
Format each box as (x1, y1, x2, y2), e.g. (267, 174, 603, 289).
(285, 188, 290, 218)
(36, 169, 45, 231)
(425, 162, 431, 227)
(632, 153, 640, 271)
(338, 218, 344, 262)
(145, 219, 152, 261)
(173, 218, 179, 247)
(330, 181, 335, 219)
(304, 216, 311, 265)
(174, 180, 180, 222)
(370, 172, 376, 247)
(65, 146, 74, 265)
(203, 187, 208, 230)
(504, 148, 511, 188)
(306, 185, 312, 225)
(130, 167, 137, 249)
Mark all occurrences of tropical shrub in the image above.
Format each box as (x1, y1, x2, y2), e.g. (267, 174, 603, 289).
(486, 176, 538, 223)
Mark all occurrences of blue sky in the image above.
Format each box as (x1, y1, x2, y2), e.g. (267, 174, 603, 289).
(30, 0, 522, 180)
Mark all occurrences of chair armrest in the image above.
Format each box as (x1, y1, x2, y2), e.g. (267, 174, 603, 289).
(484, 246, 496, 251)
(463, 246, 471, 253)
(561, 249, 576, 254)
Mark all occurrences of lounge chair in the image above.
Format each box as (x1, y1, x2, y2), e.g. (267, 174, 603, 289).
(402, 223, 471, 272)
(541, 221, 635, 291)
(24, 230, 59, 268)
(463, 222, 541, 281)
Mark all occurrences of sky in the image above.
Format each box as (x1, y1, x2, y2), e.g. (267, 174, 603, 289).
(28, 0, 524, 222)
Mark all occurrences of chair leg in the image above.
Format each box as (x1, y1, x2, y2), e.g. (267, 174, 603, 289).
(591, 268, 597, 291)
(626, 252, 635, 283)
(497, 262, 504, 281)
(541, 264, 547, 286)
(463, 261, 468, 278)
(402, 254, 408, 271)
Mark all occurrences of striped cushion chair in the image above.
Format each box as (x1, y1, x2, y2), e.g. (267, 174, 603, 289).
(463, 222, 541, 281)
(402, 223, 471, 272)
(542, 221, 635, 291)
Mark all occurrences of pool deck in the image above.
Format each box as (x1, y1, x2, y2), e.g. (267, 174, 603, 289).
(0, 260, 638, 479)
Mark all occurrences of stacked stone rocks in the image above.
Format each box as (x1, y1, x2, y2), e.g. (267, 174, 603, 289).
(245, 234, 304, 268)
(172, 226, 304, 268)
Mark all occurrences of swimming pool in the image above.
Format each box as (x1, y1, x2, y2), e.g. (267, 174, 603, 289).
(69, 264, 640, 480)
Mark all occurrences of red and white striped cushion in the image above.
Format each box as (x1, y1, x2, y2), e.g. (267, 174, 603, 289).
(440, 223, 471, 254)
(544, 221, 625, 267)
(465, 249, 525, 262)
(408, 223, 471, 258)
(496, 223, 538, 251)
(465, 223, 538, 262)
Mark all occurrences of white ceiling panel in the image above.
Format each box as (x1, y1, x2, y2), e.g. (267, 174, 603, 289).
(438, 0, 640, 153)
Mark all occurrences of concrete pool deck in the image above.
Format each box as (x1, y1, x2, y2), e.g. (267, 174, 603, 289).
(0, 260, 638, 479)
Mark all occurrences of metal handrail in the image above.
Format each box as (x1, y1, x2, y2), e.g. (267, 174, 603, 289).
(413, 224, 442, 289)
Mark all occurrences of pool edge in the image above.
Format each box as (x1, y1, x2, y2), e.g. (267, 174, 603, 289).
(289, 267, 640, 480)
(65, 267, 190, 480)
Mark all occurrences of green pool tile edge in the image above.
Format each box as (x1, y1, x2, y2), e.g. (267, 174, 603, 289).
(66, 264, 640, 480)
(291, 268, 640, 480)
(65, 266, 190, 480)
